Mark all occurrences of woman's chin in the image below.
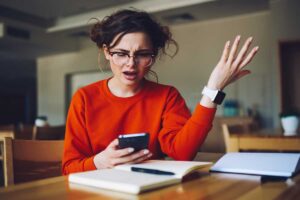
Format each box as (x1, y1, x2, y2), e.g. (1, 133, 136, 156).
(121, 76, 142, 86)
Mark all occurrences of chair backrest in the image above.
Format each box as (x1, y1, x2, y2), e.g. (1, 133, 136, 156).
(0, 129, 14, 162)
(221, 118, 257, 153)
(0, 124, 15, 139)
(222, 124, 237, 153)
(33, 125, 66, 140)
(0, 130, 14, 140)
(0, 125, 15, 162)
(3, 137, 64, 186)
(199, 116, 256, 153)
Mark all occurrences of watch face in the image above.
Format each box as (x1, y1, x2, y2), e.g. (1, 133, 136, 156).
(214, 91, 226, 104)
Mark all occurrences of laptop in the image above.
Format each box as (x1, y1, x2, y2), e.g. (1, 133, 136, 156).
(210, 153, 300, 181)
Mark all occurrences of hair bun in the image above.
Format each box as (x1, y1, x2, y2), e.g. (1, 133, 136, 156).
(90, 22, 101, 43)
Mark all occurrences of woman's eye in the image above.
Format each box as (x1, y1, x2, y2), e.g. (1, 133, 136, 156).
(115, 52, 127, 57)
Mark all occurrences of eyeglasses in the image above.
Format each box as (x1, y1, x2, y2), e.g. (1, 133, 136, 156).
(108, 51, 155, 67)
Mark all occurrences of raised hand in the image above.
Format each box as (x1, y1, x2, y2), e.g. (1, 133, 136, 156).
(93, 138, 152, 169)
(207, 35, 259, 90)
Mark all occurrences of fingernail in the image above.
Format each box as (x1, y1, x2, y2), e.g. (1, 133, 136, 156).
(143, 149, 149, 154)
(128, 148, 134, 153)
(255, 46, 259, 50)
(237, 35, 241, 40)
(249, 37, 253, 41)
(226, 41, 230, 47)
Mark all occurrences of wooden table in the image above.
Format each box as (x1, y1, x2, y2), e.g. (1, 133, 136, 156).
(0, 164, 299, 200)
(228, 133, 300, 152)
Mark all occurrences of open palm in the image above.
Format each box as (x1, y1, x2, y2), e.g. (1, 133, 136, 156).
(207, 35, 259, 90)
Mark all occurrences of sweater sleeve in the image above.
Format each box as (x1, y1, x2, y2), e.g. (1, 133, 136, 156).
(158, 87, 216, 161)
(62, 90, 96, 175)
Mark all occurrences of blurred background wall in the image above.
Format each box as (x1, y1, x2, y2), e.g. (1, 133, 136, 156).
(0, 0, 299, 129)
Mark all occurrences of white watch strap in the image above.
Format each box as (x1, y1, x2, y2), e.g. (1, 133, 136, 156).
(201, 86, 218, 101)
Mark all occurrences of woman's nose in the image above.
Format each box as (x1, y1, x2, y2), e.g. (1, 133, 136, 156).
(126, 55, 137, 67)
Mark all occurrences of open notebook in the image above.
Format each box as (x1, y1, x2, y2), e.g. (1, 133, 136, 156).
(68, 160, 211, 194)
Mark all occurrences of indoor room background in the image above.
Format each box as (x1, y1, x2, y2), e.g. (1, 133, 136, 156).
(0, 0, 299, 130)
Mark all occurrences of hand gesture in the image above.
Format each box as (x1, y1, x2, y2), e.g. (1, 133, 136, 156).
(93, 139, 152, 169)
(207, 35, 259, 90)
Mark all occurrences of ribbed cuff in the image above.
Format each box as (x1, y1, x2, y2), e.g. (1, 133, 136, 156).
(83, 156, 97, 171)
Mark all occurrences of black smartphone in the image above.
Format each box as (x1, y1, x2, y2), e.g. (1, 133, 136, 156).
(118, 133, 149, 152)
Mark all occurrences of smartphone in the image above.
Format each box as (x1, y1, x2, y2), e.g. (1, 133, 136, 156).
(118, 133, 149, 152)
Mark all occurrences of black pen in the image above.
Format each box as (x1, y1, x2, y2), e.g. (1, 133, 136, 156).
(131, 167, 175, 175)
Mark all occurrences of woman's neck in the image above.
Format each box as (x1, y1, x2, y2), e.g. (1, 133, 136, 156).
(107, 78, 144, 97)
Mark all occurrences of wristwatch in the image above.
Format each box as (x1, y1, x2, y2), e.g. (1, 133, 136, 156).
(201, 86, 226, 105)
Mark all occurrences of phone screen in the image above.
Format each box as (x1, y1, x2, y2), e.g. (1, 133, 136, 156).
(118, 133, 149, 151)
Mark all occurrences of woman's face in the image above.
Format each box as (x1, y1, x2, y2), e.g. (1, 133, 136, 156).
(104, 32, 154, 88)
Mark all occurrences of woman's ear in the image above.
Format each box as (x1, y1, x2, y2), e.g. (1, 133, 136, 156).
(103, 45, 110, 60)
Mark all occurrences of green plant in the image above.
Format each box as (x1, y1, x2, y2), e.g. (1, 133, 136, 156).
(279, 109, 300, 118)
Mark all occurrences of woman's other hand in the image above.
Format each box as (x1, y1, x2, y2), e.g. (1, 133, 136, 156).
(207, 35, 259, 90)
(93, 139, 152, 169)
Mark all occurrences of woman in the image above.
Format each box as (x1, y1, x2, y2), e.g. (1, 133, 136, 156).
(62, 9, 258, 175)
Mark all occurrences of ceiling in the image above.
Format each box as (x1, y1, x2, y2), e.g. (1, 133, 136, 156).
(0, 0, 269, 60)
(0, 0, 134, 18)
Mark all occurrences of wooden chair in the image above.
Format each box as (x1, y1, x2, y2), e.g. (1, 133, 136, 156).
(0, 131, 14, 162)
(0, 124, 15, 139)
(199, 116, 256, 153)
(3, 137, 64, 186)
(32, 125, 66, 140)
(0, 125, 15, 161)
(222, 124, 300, 153)
(221, 118, 257, 153)
(0, 130, 14, 140)
(222, 124, 239, 152)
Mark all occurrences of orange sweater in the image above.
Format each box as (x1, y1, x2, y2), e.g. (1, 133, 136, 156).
(62, 79, 216, 175)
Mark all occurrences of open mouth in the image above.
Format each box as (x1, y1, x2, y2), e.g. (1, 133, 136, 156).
(123, 71, 138, 80)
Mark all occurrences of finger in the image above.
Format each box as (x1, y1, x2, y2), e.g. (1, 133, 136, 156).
(239, 46, 259, 69)
(128, 152, 153, 164)
(220, 40, 230, 63)
(233, 37, 253, 67)
(227, 35, 241, 65)
(113, 147, 135, 158)
(107, 138, 119, 149)
(112, 149, 150, 166)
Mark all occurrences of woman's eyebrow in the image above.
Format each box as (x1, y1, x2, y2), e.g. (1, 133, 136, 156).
(136, 49, 153, 53)
(112, 48, 153, 53)
(111, 48, 129, 53)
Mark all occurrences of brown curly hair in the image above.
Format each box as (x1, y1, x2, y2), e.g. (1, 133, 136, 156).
(90, 9, 178, 57)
